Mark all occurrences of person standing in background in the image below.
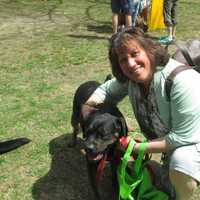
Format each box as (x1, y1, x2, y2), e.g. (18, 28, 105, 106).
(111, 0, 133, 34)
(159, 0, 178, 45)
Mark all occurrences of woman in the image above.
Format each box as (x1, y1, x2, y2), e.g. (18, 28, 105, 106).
(86, 28, 200, 199)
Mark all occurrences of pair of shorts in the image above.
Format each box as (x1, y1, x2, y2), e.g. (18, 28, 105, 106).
(169, 143, 200, 182)
(111, 0, 133, 15)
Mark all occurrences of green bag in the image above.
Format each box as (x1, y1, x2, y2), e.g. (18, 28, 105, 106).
(117, 139, 169, 200)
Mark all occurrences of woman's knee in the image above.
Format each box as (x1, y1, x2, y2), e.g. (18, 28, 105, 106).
(169, 170, 198, 200)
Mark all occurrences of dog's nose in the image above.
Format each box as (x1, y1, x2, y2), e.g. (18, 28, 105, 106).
(87, 143, 95, 150)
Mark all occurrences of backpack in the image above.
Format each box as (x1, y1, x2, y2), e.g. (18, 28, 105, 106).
(165, 39, 200, 101)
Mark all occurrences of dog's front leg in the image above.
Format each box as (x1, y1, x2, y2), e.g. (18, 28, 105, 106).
(68, 125, 79, 147)
(86, 157, 101, 200)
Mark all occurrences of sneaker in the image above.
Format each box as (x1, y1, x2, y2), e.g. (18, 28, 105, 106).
(158, 36, 173, 45)
(158, 35, 168, 40)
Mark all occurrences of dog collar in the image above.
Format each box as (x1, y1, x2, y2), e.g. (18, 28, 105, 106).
(96, 154, 107, 183)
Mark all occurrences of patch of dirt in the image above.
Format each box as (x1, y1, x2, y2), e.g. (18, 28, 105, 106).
(0, 0, 74, 42)
(0, 13, 70, 40)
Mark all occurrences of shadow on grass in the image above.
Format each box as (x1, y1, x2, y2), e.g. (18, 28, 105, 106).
(32, 134, 114, 200)
(87, 24, 112, 34)
(67, 34, 109, 41)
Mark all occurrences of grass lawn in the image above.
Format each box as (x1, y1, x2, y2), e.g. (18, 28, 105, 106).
(0, 0, 199, 199)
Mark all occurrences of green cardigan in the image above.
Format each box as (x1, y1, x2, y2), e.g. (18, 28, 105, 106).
(91, 59, 200, 146)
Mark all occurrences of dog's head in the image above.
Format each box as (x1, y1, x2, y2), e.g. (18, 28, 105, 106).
(83, 112, 128, 161)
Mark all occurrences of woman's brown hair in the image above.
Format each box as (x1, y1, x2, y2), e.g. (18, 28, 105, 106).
(109, 28, 170, 82)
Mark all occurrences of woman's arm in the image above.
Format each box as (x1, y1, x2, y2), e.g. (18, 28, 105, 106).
(120, 136, 175, 154)
(86, 78, 128, 106)
(134, 137, 174, 154)
(165, 69, 200, 146)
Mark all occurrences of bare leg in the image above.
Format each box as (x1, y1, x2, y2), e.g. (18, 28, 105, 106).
(112, 13, 118, 34)
(172, 25, 176, 39)
(125, 14, 132, 28)
(169, 170, 198, 200)
(168, 26, 173, 40)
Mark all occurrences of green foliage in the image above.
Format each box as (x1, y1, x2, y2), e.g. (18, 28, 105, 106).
(0, 0, 199, 199)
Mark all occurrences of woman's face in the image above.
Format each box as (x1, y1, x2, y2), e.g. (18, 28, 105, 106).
(117, 39, 153, 87)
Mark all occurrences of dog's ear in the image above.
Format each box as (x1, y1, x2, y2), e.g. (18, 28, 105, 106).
(81, 104, 98, 119)
(116, 117, 128, 136)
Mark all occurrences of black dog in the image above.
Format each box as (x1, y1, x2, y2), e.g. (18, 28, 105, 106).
(0, 137, 31, 155)
(69, 76, 128, 200)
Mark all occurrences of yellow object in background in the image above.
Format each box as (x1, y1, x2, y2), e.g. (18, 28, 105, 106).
(148, 0, 166, 31)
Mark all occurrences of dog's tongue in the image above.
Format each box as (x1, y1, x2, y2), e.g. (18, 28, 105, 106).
(88, 153, 103, 161)
(94, 154, 103, 160)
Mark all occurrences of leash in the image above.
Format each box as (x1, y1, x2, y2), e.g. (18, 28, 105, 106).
(96, 153, 107, 183)
(96, 136, 129, 183)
